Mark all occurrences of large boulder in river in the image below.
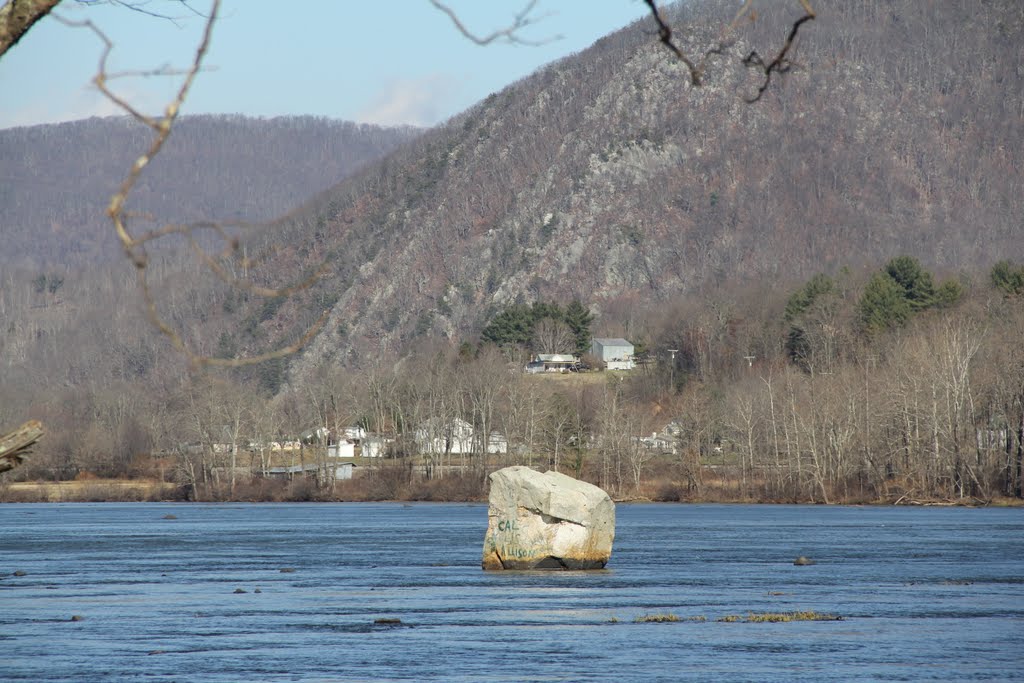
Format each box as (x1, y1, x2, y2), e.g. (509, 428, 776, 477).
(482, 466, 615, 570)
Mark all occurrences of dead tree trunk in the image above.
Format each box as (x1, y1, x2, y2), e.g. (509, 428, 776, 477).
(0, 420, 44, 474)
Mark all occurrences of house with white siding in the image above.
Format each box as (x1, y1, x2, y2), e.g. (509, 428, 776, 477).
(534, 354, 580, 372)
(591, 338, 635, 370)
(415, 417, 508, 455)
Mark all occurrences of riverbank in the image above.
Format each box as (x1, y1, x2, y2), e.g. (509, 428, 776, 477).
(1, 479, 182, 503)
(2, 475, 1019, 506)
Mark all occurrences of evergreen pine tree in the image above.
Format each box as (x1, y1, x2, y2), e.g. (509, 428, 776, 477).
(564, 300, 594, 355)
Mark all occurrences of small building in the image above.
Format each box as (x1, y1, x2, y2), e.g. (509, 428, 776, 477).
(415, 417, 508, 455)
(534, 353, 580, 372)
(416, 417, 474, 455)
(361, 436, 390, 458)
(300, 427, 330, 445)
(342, 426, 367, 441)
(591, 338, 635, 370)
(266, 462, 353, 481)
(636, 431, 676, 454)
(486, 432, 509, 454)
(327, 441, 355, 459)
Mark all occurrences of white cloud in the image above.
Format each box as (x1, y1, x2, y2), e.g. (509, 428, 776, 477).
(354, 74, 461, 128)
(0, 81, 168, 130)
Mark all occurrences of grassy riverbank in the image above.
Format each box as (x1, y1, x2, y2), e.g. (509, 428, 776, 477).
(0, 479, 181, 503)
(2, 473, 1019, 506)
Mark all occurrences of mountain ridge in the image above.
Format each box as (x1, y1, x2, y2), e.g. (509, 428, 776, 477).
(3, 1, 1022, 389)
(253, 0, 1024, 381)
(0, 114, 420, 269)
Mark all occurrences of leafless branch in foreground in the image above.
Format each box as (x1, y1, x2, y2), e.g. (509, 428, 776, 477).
(75, 0, 207, 27)
(0, 1, 208, 63)
(0, 0, 62, 59)
(643, 0, 815, 100)
(742, 6, 816, 102)
(430, 0, 561, 47)
(57, 0, 328, 370)
(643, 0, 701, 84)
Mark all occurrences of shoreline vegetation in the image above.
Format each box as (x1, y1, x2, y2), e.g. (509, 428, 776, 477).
(7, 260, 1024, 510)
(2, 470, 1019, 506)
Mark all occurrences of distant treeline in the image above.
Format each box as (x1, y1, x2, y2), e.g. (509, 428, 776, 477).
(4, 257, 1023, 505)
(0, 115, 419, 269)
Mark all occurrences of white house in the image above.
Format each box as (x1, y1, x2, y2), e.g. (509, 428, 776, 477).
(300, 426, 331, 444)
(591, 338, 635, 370)
(636, 431, 676, 454)
(534, 354, 580, 372)
(635, 421, 685, 455)
(361, 436, 390, 458)
(415, 417, 508, 455)
(327, 441, 355, 459)
(483, 431, 509, 455)
(342, 426, 367, 440)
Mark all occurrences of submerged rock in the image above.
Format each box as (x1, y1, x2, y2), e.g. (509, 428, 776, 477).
(793, 556, 816, 566)
(482, 466, 615, 570)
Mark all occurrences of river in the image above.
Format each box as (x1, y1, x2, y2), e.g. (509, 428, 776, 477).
(1, 502, 1021, 682)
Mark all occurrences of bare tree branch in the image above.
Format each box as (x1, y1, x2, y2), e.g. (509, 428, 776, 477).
(0, 0, 61, 59)
(1, 1, 208, 61)
(742, 7, 816, 103)
(186, 231, 330, 300)
(643, 0, 815, 100)
(75, 0, 206, 26)
(56, 0, 327, 369)
(642, 0, 700, 84)
(430, 0, 560, 46)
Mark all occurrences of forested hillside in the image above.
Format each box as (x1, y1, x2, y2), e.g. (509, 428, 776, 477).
(0, 115, 419, 268)
(3, 0, 1024, 503)
(224, 0, 1022, 376)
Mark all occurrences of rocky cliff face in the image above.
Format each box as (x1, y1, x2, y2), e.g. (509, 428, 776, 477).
(7, 2, 1023, 390)
(271, 0, 1023, 378)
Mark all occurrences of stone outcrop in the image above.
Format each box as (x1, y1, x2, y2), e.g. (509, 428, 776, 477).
(482, 466, 615, 570)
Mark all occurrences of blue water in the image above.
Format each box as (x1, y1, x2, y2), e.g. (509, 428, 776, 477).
(1, 503, 1021, 682)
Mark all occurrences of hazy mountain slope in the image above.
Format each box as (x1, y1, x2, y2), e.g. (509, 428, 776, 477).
(262, 0, 1023, 378)
(0, 115, 419, 268)
(6, 1, 1022, 394)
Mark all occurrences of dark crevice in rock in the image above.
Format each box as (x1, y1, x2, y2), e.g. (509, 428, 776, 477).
(534, 556, 568, 569)
(539, 512, 585, 526)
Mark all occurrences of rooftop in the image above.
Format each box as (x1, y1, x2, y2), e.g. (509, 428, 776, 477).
(593, 337, 632, 346)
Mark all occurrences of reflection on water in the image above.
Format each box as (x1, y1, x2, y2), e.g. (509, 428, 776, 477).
(1, 503, 1022, 682)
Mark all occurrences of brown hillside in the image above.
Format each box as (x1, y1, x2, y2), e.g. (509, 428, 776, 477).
(224, 0, 1024, 381)
(0, 115, 419, 269)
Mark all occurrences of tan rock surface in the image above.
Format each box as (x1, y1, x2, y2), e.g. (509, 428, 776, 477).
(482, 466, 615, 570)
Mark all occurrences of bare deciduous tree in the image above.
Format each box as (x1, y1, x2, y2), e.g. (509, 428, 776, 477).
(532, 317, 574, 355)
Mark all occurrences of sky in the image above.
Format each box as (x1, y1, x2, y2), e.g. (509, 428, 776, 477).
(0, 1, 653, 130)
